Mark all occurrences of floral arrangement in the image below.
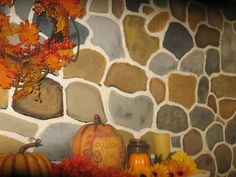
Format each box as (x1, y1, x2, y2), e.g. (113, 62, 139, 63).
(51, 152, 197, 177)
(0, 0, 83, 101)
(51, 154, 134, 177)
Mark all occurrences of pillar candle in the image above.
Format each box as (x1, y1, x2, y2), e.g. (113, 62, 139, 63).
(153, 133, 170, 161)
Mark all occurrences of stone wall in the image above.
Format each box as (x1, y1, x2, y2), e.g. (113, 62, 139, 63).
(0, 0, 236, 176)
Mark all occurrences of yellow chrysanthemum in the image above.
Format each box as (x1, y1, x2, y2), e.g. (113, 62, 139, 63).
(130, 166, 153, 177)
(170, 151, 197, 175)
(150, 163, 169, 177)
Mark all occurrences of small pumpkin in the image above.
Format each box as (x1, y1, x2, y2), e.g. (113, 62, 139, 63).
(72, 114, 126, 169)
(0, 138, 51, 177)
(128, 152, 151, 169)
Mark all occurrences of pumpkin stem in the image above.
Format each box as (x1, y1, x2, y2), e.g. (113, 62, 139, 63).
(94, 114, 102, 124)
(18, 137, 42, 153)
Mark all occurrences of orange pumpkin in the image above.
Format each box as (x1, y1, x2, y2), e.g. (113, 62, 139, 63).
(72, 114, 126, 169)
(0, 138, 51, 177)
(128, 152, 151, 169)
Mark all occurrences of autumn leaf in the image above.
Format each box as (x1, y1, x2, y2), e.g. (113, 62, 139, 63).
(0, 61, 16, 89)
(57, 49, 74, 58)
(55, 13, 68, 34)
(18, 21, 40, 46)
(58, 0, 83, 19)
(0, 0, 13, 7)
(44, 54, 66, 71)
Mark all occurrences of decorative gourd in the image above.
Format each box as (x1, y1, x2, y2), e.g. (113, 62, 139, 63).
(0, 138, 51, 177)
(128, 152, 151, 169)
(72, 114, 126, 169)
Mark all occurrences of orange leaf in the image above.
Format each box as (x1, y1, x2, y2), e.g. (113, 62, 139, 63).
(44, 54, 66, 72)
(0, 61, 16, 89)
(0, 0, 13, 7)
(58, 0, 83, 19)
(18, 20, 40, 45)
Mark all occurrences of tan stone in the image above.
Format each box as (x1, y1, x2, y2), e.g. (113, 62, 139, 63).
(211, 75, 236, 98)
(112, 0, 124, 18)
(148, 12, 169, 33)
(168, 73, 197, 109)
(66, 82, 107, 122)
(12, 78, 63, 119)
(207, 94, 217, 113)
(89, 0, 108, 13)
(207, 6, 222, 30)
(63, 49, 106, 84)
(123, 15, 159, 65)
(79, 0, 88, 19)
(150, 77, 166, 104)
(0, 88, 8, 109)
(183, 129, 203, 155)
(104, 63, 147, 93)
(234, 23, 236, 33)
(142, 5, 154, 15)
(219, 99, 236, 120)
(0, 113, 38, 137)
(188, 3, 205, 31)
(0, 135, 24, 153)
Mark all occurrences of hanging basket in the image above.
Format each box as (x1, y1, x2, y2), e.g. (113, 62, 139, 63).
(0, 0, 83, 101)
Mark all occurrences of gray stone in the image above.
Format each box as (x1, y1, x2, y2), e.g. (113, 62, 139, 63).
(221, 22, 236, 73)
(34, 123, 80, 161)
(225, 114, 236, 145)
(214, 144, 232, 174)
(183, 129, 203, 155)
(0, 113, 38, 137)
(198, 76, 209, 104)
(156, 104, 188, 133)
(0, 6, 9, 14)
(205, 48, 220, 76)
(125, 0, 149, 12)
(190, 106, 214, 131)
(87, 15, 125, 60)
(14, 0, 33, 20)
(206, 124, 223, 150)
(195, 154, 216, 177)
(169, 0, 187, 22)
(223, 2, 236, 21)
(180, 49, 205, 76)
(163, 22, 193, 59)
(12, 78, 63, 119)
(149, 52, 178, 76)
(153, 0, 167, 8)
(69, 20, 89, 45)
(171, 136, 181, 148)
(33, 13, 54, 37)
(109, 90, 153, 131)
(66, 82, 106, 123)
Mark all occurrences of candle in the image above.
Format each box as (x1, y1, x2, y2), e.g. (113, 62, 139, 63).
(153, 133, 170, 161)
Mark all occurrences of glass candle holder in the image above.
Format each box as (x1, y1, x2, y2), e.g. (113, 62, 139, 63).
(127, 139, 151, 169)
